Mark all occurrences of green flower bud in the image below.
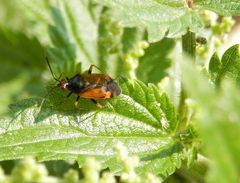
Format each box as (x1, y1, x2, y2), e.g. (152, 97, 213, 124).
(201, 10, 218, 27)
(213, 37, 221, 47)
(145, 174, 162, 183)
(212, 25, 221, 35)
(138, 41, 149, 49)
(100, 172, 115, 183)
(63, 169, 79, 183)
(11, 157, 37, 182)
(0, 166, 6, 182)
(82, 158, 101, 183)
(221, 17, 235, 33)
(32, 164, 48, 181)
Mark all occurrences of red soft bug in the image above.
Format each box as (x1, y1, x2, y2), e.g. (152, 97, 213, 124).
(46, 57, 121, 108)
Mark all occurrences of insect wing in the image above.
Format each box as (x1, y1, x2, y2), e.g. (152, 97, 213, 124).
(81, 74, 112, 85)
(79, 84, 112, 99)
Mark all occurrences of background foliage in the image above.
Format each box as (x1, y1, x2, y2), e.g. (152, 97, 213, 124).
(0, 0, 240, 182)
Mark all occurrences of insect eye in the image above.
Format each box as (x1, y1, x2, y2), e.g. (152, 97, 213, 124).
(58, 81, 68, 90)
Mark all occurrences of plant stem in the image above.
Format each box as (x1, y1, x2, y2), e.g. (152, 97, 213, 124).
(182, 30, 196, 60)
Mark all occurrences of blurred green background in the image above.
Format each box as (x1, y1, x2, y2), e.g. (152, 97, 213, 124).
(0, 0, 49, 117)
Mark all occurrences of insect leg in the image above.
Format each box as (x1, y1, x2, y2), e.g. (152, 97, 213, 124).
(63, 91, 73, 102)
(75, 96, 80, 107)
(66, 92, 73, 98)
(88, 65, 104, 74)
(90, 99, 102, 108)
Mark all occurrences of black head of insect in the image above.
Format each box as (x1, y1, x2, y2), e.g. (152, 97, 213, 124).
(58, 74, 86, 93)
(46, 57, 82, 92)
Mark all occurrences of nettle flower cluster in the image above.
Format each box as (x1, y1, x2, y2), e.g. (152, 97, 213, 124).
(0, 143, 161, 183)
(197, 10, 235, 60)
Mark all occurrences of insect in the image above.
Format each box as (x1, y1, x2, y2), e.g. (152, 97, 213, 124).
(196, 36, 207, 45)
(46, 57, 121, 108)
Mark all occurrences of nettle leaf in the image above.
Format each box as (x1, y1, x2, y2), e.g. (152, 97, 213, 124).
(121, 27, 144, 54)
(137, 38, 175, 83)
(0, 79, 182, 179)
(99, 0, 203, 42)
(0, 29, 45, 79)
(46, 0, 136, 78)
(0, 28, 45, 116)
(209, 52, 221, 82)
(208, 44, 240, 85)
(0, 0, 52, 44)
(195, 0, 240, 16)
(46, 0, 102, 75)
(153, 0, 184, 7)
(47, 6, 78, 75)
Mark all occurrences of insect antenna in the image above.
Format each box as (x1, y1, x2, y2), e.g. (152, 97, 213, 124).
(88, 64, 105, 74)
(45, 57, 61, 82)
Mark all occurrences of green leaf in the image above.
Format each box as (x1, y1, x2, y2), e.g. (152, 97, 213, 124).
(0, 28, 45, 116)
(153, 0, 184, 7)
(208, 44, 240, 85)
(0, 79, 181, 179)
(209, 52, 221, 82)
(62, 0, 100, 65)
(137, 38, 175, 83)
(195, 0, 240, 16)
(97, 8, 127, 73)
(99, 0, 203, 42)
(121, 28, 144, 54)
(13, 0, 52, 44)
(117, 27, 144, 76)
(46, 0, 102, 75)
(137, 141, 184, 180)
(11, 0, 149, 80)
(47, 6, 77, 75)
(46, 0, 134, 78)
(0, 0, 29, 31)
(0, 29, 45, 74)
(182, 61, 240, 183)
